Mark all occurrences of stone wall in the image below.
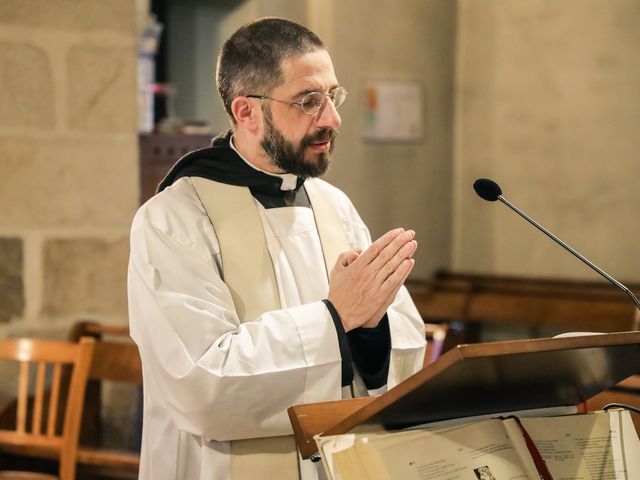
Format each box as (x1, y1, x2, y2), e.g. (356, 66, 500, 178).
(0, 0, 139, 339)
(453, 0, 640, 282)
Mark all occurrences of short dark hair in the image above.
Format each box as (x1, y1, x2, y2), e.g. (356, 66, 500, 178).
(216, 17, 325, 121)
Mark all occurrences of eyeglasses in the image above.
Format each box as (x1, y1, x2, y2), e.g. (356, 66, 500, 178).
(247, 87, 348, 115)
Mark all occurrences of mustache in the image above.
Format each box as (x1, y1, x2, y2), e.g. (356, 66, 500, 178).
(304, 128, 338, 145)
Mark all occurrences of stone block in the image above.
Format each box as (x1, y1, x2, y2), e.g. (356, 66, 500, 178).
(0, 136, 138, 228)
(67, 44, 137, 133)
(0, 42, 55, 129)
(42, 236, 129, 317)
(0, 237, 24, 323)
(0, 0, 135, 35)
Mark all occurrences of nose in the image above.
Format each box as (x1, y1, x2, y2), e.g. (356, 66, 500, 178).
(315, 98, 342, 130)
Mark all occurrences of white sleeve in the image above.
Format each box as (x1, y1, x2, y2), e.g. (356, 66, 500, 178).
(387, 285, 427, 388)
(128, 186, 342, 442)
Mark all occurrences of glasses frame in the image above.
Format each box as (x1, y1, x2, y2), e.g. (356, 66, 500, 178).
(246, 87, 348, 115)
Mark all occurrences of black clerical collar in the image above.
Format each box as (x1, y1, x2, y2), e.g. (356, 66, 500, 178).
(156, 130, 310, 208)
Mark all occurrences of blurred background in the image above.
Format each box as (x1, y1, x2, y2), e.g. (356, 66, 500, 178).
(1, 0, 639, 342)
(1, 2, 639, 472)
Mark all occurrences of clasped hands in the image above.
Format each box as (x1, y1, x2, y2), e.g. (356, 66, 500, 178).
(327, 228, 417, 332)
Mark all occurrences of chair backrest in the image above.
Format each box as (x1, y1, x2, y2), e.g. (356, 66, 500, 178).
(67, 320, 142, 460)
(68, 321, 142, 384)
(0, 337, 95, 480)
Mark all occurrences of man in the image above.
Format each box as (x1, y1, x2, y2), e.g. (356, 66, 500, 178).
(128, 17, 426, 480)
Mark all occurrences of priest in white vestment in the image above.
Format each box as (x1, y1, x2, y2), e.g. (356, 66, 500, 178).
(128, 17, 426, 480)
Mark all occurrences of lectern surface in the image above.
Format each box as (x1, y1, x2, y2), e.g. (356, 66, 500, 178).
(289, 332, 640, 458)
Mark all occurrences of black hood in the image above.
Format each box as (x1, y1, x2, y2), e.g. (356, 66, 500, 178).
(156, 130, 308, 207)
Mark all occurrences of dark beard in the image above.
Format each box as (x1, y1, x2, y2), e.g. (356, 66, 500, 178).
(260, 107, 336, 179)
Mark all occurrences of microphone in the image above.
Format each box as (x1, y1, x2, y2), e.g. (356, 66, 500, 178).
(473, 178, 640, 312)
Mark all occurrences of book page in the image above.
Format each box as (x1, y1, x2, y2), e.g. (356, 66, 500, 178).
(517, 410, 639, 480)
(326, 419, 532, 480)
(619, 409, 640, 475)
(317, 410, 640, 480)
(317, 429, 434, 479)
(316, 433, 357, 479)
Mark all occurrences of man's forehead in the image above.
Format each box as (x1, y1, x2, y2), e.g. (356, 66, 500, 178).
(277, 49, 338, 93)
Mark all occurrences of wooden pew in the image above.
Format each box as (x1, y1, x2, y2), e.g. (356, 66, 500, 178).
(406, 271, 640, 339)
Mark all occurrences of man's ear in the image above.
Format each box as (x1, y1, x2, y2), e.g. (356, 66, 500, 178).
(231, 97, 260, 133)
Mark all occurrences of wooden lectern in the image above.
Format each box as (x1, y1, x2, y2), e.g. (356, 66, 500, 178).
(288, 331, 640, 459)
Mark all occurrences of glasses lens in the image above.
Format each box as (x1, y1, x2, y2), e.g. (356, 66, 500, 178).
(299, 88, 348, 114)
(331, 88, 348, 109)
(300, 93, 324, 114)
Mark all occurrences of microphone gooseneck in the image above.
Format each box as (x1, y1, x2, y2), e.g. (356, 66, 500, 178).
(473, 178, 640, 312)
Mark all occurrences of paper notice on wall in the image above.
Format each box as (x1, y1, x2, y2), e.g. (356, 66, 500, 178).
(363, 80, 424, 142)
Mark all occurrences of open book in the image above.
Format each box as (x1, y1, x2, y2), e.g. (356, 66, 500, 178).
(316, 409, 640, 480)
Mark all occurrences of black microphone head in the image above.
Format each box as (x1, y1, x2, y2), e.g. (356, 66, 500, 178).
(473, 178, 502, 202)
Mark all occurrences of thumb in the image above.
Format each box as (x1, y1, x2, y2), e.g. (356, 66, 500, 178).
(344, 249, 361, 266)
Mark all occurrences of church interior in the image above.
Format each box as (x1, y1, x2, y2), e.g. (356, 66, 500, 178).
(0, 0, 639, 478)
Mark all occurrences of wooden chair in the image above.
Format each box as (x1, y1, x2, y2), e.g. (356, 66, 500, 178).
(67, 322, 142, 479)
(0, 337, 95, 480)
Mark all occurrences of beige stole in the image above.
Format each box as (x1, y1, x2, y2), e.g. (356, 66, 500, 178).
(191, 177, 349, 479)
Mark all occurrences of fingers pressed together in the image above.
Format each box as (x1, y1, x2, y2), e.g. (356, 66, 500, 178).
(327, 228, 417, 332)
